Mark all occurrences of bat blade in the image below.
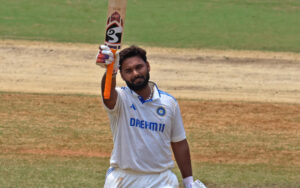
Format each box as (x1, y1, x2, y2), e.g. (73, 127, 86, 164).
(103, 0, 127, 99)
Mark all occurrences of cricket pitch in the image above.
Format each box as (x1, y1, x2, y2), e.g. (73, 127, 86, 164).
(1, 39, 299, 104)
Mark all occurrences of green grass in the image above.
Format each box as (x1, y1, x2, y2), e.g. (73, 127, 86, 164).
(1, 93, 300, 187)
(0, 155, 109, 187)
(1, 157, 298, 188)
(174, 162, 300, 188)
(0, 0, 299, 52)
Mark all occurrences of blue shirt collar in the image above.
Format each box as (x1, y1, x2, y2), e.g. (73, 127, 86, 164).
(128, 81, 160, 104)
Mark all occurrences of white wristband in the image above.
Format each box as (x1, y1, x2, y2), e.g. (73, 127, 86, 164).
(183, 176, 194, 188)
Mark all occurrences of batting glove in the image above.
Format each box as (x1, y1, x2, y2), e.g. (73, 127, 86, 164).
(183, 177, 207, 188)
(190, 180, 207, 188)
(96, 45, 120, 72)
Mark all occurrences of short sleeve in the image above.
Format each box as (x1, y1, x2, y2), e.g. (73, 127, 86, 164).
(102, 88, 125, 134)
(171, 103, 186, 142)
(102, 88, 122, 116)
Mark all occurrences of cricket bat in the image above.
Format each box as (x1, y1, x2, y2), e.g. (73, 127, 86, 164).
(103, 0, 127, 99)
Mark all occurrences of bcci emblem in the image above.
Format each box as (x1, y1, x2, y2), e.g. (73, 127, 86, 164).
(156, 107, 166, 116)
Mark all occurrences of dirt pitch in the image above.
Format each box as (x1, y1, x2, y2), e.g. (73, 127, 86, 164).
(1, 40, 300, 186)
(1, 39, 300, 104)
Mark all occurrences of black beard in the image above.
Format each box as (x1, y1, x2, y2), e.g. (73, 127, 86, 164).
(126, 72, 150, 91)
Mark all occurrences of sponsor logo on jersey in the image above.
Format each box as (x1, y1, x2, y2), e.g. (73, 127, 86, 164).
(156, 106, 166, 116)
(130, 104, 136, 110)
(130, 118, 165, 133)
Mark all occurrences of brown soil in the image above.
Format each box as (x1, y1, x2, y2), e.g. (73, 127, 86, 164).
(1, 40, 300, 166)
(1, 39, 300, 103)
(1, 93, 299, 166)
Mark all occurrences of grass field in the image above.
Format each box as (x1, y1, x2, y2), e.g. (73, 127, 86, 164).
(1, 93, 299, 187)
(1, 0, 300, 187)
(0, 0, 299, 52)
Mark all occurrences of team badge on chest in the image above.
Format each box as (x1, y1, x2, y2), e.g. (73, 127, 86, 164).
(156, 106, 166, 116)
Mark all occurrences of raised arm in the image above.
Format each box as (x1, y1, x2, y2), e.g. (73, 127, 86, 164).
(100, 72, 117, 109)
(96, 45, 119, 109)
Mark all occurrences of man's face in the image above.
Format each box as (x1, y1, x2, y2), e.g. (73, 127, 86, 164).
(120, 56, 150, 91)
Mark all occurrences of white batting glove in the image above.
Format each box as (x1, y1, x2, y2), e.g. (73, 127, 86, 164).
(96, 45, 119, 69)
(183, 177, 207, 188)
(190, 180, 207, 188)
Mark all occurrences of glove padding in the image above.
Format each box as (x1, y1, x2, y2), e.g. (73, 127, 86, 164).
(189, 180, 207, 188)
(96, 45, 119, 73)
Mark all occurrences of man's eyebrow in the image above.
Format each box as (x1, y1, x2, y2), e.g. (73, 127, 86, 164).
(123, 67, 132, 72)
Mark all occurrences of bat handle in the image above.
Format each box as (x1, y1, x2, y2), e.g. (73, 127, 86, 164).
(103, 48, 117, 99)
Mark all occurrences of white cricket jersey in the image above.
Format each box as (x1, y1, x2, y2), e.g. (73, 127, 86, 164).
(103, 82, 186, 173)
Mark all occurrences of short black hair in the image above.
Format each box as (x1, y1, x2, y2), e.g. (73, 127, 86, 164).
(119, 45, 147, 71)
